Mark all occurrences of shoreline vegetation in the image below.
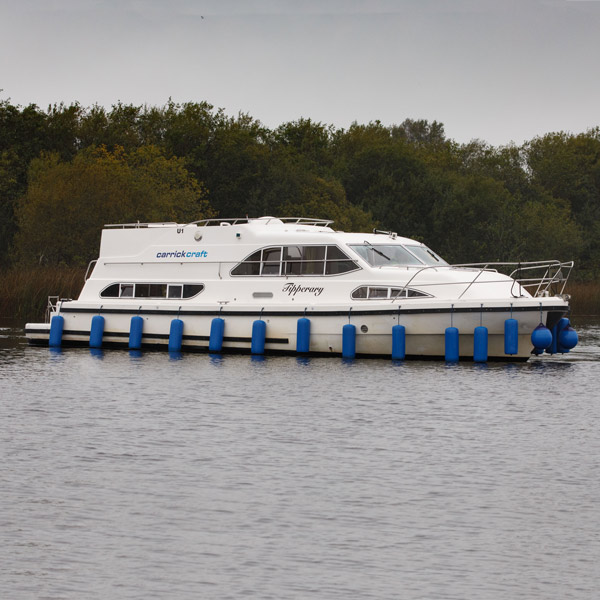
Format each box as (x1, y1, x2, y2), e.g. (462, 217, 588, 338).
(2, 99, 600, 282)
(1, 267, 598, 326)
(2, 100, 600, 325)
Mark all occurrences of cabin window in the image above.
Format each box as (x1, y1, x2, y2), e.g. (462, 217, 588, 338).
(231, 250, 261, 276)
(325, 245, 358, 274)
(101, 283, 120, 297)
(261, 247, 282, 275)
(168, 284, 183, 298)
(182, 284, 204, 298)
(404, 245, 447, 265)
(284, 245, 325, 275)
(350, 244, 424, 267)
(351, 286, 431, 300)
(231, 245, 359, 277)
(150, 284, 167, 297)
(368, 287, 389, 299)
(100, 283, 204, 299)
(135, 284, 150, 297)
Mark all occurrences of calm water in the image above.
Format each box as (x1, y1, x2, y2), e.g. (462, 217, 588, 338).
(1, 320, 600, 600)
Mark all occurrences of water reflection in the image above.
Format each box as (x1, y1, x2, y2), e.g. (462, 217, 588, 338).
(470, 362, 489, 372)
(0, 320, 599, 600)
(295, 356, 311, 367)
(208, 353, 224, 366)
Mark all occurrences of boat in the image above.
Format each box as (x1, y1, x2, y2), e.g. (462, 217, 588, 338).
(25, 216, 578, 360)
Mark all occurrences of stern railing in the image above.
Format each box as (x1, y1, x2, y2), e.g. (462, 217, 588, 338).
(45, 296, 59, 323)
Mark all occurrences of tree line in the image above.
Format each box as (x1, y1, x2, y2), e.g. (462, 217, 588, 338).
(1, 98, 599, 278)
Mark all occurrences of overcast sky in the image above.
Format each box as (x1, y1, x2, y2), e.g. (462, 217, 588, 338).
(1, 0, 599, 146)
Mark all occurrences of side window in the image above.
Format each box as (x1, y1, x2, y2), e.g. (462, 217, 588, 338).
(284, 246, 302, 275)
(120, 284, 134, 297)
(406, 288, 429, 298)
(101, 283, 120, 298)
(231, 250, 261, 276)
(352, 286, 431, 299)
(149, 284, 167, 297)
(136, 284, 151, 298)
(261, 247, 282, 275)
(232, 244, 359, 276)
(301, 246, 326, 275)
(368, 287, 389, 298)
(168, 284, 183, 298)
(101, 283, 203, 299)
(183, 284, 204, 298)
(326, 246, 359, 275)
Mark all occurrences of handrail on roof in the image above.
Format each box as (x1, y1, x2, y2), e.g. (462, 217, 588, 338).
(104, 216, 337, 229)
(104, 217, 336, 228)
(187, 216, 334, 227)
(104, 222, 178, 229)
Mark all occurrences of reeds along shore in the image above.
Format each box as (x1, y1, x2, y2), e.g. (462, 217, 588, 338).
(0, 267, 599, 325)
(0, 266, 86, 324)
(566, 281, 600, 317)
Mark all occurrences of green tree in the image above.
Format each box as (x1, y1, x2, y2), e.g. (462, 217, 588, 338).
(430, 173, 517, 263)
(332, 122, 438, 240)
(267, 158, 375, 232)
(45, 102, 84, 160)
(15, 145, 212, 265)
(391, 118, 447, 149)
(207, 114, 271, 216)
(0, 100, 50, 263)
(272, 118, 334, 173)
(524, 129, 600, 275)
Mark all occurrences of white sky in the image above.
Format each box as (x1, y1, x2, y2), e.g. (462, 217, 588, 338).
(1, 0, 599, 146)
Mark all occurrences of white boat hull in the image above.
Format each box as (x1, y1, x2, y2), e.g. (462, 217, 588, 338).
(26, 299, 569, 360)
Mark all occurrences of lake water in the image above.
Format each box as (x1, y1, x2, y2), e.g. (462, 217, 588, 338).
(1, 319, 599, 600)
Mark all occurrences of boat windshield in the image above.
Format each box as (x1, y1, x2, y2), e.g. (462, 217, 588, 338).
(404, 245, 448, 266)
(350, 244, 426, 267)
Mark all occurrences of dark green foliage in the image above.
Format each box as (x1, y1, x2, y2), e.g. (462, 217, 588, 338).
(524, 130, 600, 277)
(0, 96, 598, 278)
(15, 146, 211, 266)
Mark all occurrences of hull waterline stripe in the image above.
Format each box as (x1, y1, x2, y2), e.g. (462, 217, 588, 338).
(54, 304, 568, 318)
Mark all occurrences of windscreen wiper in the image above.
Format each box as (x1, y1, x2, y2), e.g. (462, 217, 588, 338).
(365, 241, 391, 261)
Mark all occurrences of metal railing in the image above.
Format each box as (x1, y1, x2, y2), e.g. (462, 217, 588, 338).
(84, 259, 97, 281)
(102, 217, 335, 229)
(189, 217, 334, 227)
(394, 260, 574, 300)
(45, 296, 59, 323)
(104, 221, 179, 229)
